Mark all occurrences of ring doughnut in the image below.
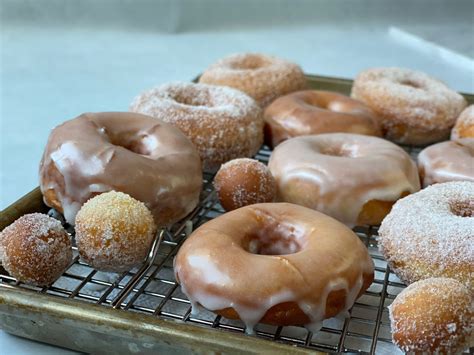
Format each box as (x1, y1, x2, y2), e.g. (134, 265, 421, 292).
(379, 181, 474, 290)
(174, 203, 374, 332)
(452, 104, 474, 139)
(389, 277, 472, 354)
(418, 139, 474, 187)
(199, 53, 307, 107)
(351, 67, 467, 145)
(39, 112, 202, 226)
(268, 133, 420, 226)
(130, 82, 263, 171)
(264, 90, 382, 147)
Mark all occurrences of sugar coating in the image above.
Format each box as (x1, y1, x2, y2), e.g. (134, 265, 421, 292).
(130, 81, 263, 171)
(389, 277, 472, 353)
(452, 105, 474, 139)
(199, 53, 307, 107)
(0, 213, 72, 286)
(378, 181, 474, 289)
(75, 191, 157, 272)
(351, 67, 467, 143)
(214, 158, 276, 211)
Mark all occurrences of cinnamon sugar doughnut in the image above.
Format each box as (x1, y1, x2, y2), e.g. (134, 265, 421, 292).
(264, 90, 382, 147)
(389, 278, 472, 354)
(351, 67, 467, 145)
(130, 82, 263, 171)
(268, 133, 420, 227)
(75, 191, 156, 272)
(379, 181, 474, 290)
(0, 213, 72, 286)
(452, 105, 474, 139)
(418, 139, 474, 187)
(199, 53, 307, 107)
(214, 158, 276, 211)
(39, 112, 202, 226)
(174, 203, 374, 332)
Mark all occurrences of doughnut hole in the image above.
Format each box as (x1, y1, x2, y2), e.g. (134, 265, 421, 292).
(0, 213, 72, 286)
(399, 79, 423, 89)
(75, 191, 157, 272)
(228, 54, 271, 70)
(214, 158, 276, 211)
(450, 200, 473, 217)
(390, 278, 472, 354)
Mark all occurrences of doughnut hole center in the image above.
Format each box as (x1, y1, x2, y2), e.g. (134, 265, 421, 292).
(319, 143, 358, 158)
(230, 56, 270, 70)
(173, 92, 212, 107)
(244, 214, 306, 255)
(399, 79, 422, 89)
(106, 131, 155, 156)
(450, 200, 473, 217)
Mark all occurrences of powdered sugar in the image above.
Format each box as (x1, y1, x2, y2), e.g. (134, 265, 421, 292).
(0, 213, 72, 286)
(75, 191, 156, 272)
(389, 277, 472, 353)
(199, 53, 307, 107)
(130, 82, 263, 171)
(379, 181, 474, 289)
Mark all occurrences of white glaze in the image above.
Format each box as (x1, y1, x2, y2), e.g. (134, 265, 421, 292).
(268, 133, 421, 226)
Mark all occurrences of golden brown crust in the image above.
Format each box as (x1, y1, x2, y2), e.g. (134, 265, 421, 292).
(214, 158, 276, 211)
(389, 278, 472, 354)
(199, 53, 307, 107)
(451, 105, 474, 139)
(264, 90, 382, 148)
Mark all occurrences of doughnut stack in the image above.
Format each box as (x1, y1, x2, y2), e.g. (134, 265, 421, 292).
(1, 52, 473, 352)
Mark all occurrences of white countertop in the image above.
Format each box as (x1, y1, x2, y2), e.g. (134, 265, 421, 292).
(1, 0, 473, 353)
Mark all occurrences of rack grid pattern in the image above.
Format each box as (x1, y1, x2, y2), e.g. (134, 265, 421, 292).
(0, 145, 430, 354)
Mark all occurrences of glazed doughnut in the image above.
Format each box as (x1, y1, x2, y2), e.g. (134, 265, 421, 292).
(0, 213, 72, 286)
(174, 203, 374, 332)
(268, 133, 420, 227)
(389, 278, 472, 354)
(379, 181, 474, 290)
(39, 112, 202, 226)
(75, 191, 156, 272)
(199, 53, 307, 107)
(418, 139, 474, 187)
(351, 67, 467, 145)
(130, 82, 263, 171)
(214, 158, 276, 211)
(264, 90, 382, 147)
(452, 104, 474, 139)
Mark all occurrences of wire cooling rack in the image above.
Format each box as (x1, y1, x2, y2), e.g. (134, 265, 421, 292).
(0, 145, 433, 354)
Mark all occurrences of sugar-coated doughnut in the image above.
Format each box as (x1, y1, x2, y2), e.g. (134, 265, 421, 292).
(214, 158, 276, 211)
(199, 53, 307, 107)
(174, 203, 374, 333)
(75, 191, 157, 272)
(351, 67, 467, 145)
(268, 133, 420, 227)
(418, 139, 474, 187)
(264, 90, 381, 147)
(130, 82, 263, 172)
(379, 181, 474, 290)
(39, 112, 202, 226)
(0, 213, 72, 286)
(389, 278, 472, 354)
(452, 104, 474, 139)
